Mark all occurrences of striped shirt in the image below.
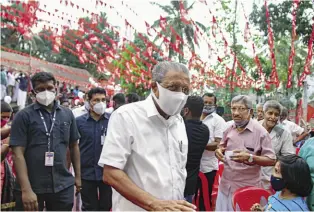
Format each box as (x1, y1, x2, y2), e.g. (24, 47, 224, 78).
(266, 192, 309, 211)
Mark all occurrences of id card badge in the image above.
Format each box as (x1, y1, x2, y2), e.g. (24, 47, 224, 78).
(101, 135, 105, 145)
(45, 152, 54, 166)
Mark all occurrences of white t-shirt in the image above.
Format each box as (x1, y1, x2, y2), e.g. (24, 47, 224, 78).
(200, 113, 227, 173)
(98, 96, 188, 211)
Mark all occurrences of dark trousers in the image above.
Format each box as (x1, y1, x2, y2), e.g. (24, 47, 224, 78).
(15, 185, 74, 211)
(196, 170, 217, 211)
(81, 179, 112, 211)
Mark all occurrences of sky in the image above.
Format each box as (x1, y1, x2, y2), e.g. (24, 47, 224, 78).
(14, 0, 261, 63)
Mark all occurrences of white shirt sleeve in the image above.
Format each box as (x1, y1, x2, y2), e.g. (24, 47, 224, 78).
(280, 130, 295, 156)
(214, 117, 227, 139)
(292, 122, 304, 136)
(98, 111, 133, 170)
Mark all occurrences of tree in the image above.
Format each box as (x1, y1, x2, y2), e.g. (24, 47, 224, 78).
(249, 1, 313, 99)
(1, 2, 45, 58)
(151, 1, 206, 63)
(250, 1, 313, 45)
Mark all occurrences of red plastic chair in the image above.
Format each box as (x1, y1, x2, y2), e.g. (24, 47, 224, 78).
(195, 172, 212, 211)
(296, 147, 300, 155)
(232, 186, 271, 211)
(211, 163, 224, 210)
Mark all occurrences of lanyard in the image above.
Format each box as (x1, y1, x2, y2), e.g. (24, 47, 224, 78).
(38, 110, 56, 152)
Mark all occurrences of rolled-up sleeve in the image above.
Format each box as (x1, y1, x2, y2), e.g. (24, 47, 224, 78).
(98, 111, 133, 170)
(280, 130, 295, 156)
(214, 118, 227, 139)
(292, 123, 304, 135)
(10, 111, 28, 147)
(69, 112, 80, 143)
(260, 133, 276, 159)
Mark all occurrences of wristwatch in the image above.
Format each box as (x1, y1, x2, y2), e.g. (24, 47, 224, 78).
(248, 154, 254, 163)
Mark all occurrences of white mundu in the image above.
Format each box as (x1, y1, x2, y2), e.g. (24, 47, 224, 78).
(98, 95, 188, 211)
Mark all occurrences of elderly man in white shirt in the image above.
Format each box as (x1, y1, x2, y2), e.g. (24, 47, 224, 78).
(98, 61, 196, 211)
(280, 107, 308, 145)
(259, 100, 295, 189)
(198, 93, 227, 210)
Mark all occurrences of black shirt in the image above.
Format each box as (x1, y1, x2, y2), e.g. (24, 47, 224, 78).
(10, 102, 80, 194)
(184, 119, 209, 196)
(76, 112, 110, 181)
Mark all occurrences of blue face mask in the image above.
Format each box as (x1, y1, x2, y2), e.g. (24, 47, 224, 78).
(270, 175, 285, 191)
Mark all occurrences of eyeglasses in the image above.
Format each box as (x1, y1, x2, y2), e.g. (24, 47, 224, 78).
(231, 107, 250, 113)
(161, 84, 190, 95)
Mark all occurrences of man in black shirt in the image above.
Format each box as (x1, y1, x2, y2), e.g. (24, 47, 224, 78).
(181, 96, 209, 203)
(10, 72, 81, 211)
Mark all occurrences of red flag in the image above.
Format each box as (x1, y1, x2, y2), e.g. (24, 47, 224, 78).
(159, 16, 167, 31)
(145, 21, 152, 36)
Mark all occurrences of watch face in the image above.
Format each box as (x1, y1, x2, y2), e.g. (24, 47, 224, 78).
(248, 154, 253, 162)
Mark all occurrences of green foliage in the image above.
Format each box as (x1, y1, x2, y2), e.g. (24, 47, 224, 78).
(151, 1, 205, 63)
(250, 1, 314, 45)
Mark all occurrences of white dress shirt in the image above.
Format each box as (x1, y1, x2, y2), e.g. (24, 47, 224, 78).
(200, 113, 227, 173)
(98, 95, 188, 211)
(281, 119, 304, 138)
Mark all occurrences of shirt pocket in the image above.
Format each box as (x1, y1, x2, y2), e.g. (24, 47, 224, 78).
(28, 121, 47, 147)
(60, 121, 71, 144)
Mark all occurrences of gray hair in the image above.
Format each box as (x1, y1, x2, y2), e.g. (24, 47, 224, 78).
(151, 61, 189, 83)
(231, 95, 253, 109)
(256, 103, 264, 109)
(263, 100, 282, 114)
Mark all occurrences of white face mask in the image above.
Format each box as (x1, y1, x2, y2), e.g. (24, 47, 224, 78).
(36, 90, 56, 106)
(93, 102, 107, 115)
(152, 82, 188, 116)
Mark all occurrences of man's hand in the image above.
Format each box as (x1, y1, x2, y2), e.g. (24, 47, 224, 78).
(149, 200, 196, 211)
(230, 150, 250, 163)
(22, 189, 38, 211)
(215, 147, 225, 162)
(251, 203, 263, 211)
(75, 176, 82, 194)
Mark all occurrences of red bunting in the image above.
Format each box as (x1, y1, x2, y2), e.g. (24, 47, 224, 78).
(298, 22, 314, 86)
(265, 0, 279, 87)
(287, 0, 300, 88)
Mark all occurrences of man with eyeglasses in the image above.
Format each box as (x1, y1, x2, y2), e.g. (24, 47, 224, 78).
(10, 72, 81, 211)
(215, 95, 276, 211)
(76, 87, 112, 211)
(197, 93, 227, 210)
(98, 61, 196, 211)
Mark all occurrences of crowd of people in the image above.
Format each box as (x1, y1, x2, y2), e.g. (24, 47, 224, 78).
(1, 61, 314, 211)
